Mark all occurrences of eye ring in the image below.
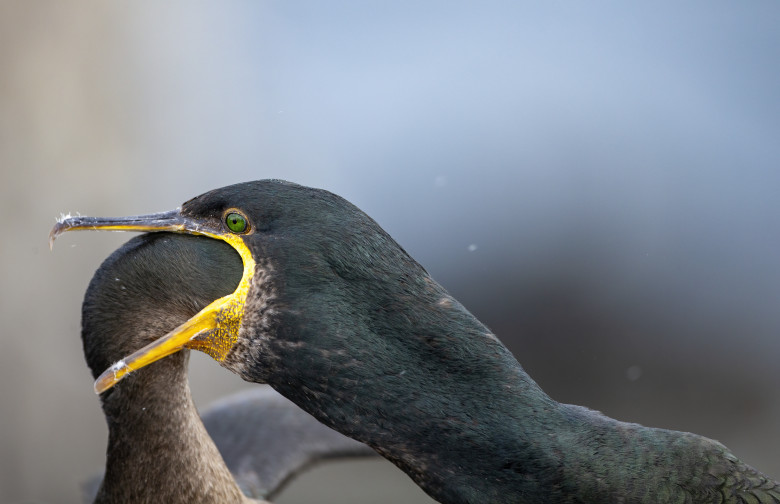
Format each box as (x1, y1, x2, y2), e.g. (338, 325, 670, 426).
(224, 210, 249, 234)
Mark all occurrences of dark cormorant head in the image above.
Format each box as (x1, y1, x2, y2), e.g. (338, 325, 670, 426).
(53, 180, 446, 394)
(80, 232, 241, 387)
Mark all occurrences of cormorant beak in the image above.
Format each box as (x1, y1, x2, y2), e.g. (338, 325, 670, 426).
(50, 209, 255, 394)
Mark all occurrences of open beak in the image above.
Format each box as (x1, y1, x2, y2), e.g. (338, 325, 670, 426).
(50, 209, 256, 394)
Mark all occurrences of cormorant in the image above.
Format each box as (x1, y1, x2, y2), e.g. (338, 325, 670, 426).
(53, 180, 780, 504)
(80, 231, 373, 503)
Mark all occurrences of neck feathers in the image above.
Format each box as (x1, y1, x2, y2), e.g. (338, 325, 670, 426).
(96, 352, 252, 504)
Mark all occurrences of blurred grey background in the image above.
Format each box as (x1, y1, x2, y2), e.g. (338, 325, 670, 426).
(1, 1, 778, 503)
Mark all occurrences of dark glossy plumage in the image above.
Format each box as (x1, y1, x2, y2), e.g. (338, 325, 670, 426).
(181, 181, 779, 503)
(81, 232, 372, 503)
(63, 180, 780, 504)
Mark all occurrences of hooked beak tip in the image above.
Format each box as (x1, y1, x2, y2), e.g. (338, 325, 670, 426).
(93, 360, 131, 394)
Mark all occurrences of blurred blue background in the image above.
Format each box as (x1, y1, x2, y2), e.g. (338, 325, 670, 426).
(1, 2, 778, 503)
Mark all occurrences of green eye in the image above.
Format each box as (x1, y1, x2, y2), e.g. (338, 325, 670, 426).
(225, 212, 248, 233)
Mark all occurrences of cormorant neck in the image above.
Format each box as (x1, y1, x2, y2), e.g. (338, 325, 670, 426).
(96, 350, 254, 504)
(262, 268, 569, 502)
(262, 271, 753, 504)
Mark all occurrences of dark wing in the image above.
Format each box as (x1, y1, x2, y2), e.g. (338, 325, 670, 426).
(201, 386, 376, 500)
(714, 457, 780, 504)
(682, 436, 780, 504)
